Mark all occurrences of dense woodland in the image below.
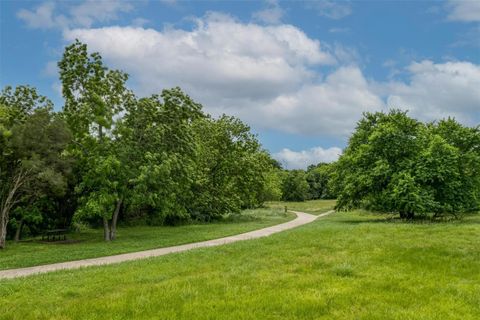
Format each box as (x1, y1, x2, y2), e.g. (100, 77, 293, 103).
(1, 41, 479, 248)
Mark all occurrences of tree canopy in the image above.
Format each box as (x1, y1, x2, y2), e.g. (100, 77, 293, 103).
(0, 41, 279, 247)
(333, 110, 480, 218)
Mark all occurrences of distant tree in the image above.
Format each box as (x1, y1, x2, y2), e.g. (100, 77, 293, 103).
(306, 163, 336, 199)
(333, 110, 480, 218)
(260, 168, 284, 202)
(282, 170, 309, 202)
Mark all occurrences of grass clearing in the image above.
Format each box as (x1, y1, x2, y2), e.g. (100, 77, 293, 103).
(267, 199, 336, 215)
(0, 207, 293, 270)
(1, 209, 479, 319)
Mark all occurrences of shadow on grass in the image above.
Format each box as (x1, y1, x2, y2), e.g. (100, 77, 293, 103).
(337, 213, 480, 225)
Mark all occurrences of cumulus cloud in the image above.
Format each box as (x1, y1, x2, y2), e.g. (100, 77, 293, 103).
(63, 13, 353, 132)
(63, 13, 480, 139)
(383, 60, 480, 125)
(446, 0, 480, 22)
(64, 14, 334, 101)
(274, 146, 342, 169)
(258, 66, 384, 136)
(17, 0, 132, 29)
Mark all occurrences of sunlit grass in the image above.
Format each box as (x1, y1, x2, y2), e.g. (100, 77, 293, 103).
(1, 209, 478, 319)
(0, 208, 293, 270)
(267, 199, 336, 215)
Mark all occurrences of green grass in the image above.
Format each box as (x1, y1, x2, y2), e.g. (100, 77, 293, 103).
(0, 208, 293, 270)
(1, 209, 479, 319)
(267, 199, 336, 215)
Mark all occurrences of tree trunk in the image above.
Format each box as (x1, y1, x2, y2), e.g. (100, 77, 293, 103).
(0, 214, 7, 249)
(14, 219, 24, 242)
(109, 198, 122, 240)
(0, 170, 27, 249)
(103, 217, 111, 241)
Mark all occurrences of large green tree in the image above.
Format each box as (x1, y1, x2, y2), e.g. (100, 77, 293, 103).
(59, 40, 134, 241)
(121, 88, 204, 225)
(333, 110, 480, 218)
(191, 115, 272, 219)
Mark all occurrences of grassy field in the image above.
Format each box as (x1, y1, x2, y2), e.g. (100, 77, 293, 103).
(1, 208, 479, 319)
(0, 208, 293, 270)
(267, 199, 336, 215)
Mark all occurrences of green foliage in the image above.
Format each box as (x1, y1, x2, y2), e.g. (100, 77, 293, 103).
(75, 155, 123, 220)
(56, 41, 275, 235)
(334, 110, 480, 218)
(281, 170, 309, 201)
(191, 116, 273, 219)
(259, 168, 283, 201)
(306, 162, 336, 199)
(0, 86, 71, 246)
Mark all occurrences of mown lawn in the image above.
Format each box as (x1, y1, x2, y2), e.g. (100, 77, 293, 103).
(1, 209, 479, 319)
(0, 208, 293, 270)
(267, 199, 336, 215)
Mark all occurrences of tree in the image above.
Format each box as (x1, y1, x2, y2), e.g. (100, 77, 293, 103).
(259, 168, 283, 202)
(282, 170, 309, 202)
(121, 89, 204, 225)
(306, 163, 336, 200)
(9, 108, 71, 240)
(0, 86, 70, 248)
(59, 40, 134, 241)
(334, 110, 480, 218)
(191, 115, 272, 219)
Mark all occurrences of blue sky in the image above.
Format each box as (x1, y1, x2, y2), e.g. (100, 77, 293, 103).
(1, 0, 479, 169)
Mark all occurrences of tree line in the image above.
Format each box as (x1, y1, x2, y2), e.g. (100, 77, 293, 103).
(1, 42, 479, 248)
(0, 41, 279, 248)
(333, 110, 480, 219)
(277, 110, 480, 219)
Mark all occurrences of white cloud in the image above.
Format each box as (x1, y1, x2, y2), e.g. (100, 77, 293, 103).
(61, 13, 478, 141)
(69, 0, 133, 28)
(383, 60, 480, 125)
(253, 0, 284, 24)
(446, 0, 480, 22)
(274, 146, 342, 169)
(307, 0, 352, 20)
(63, 12, 336, 105)
(17, 0, 132, 30)
(17, 1, 67, 29)
(258, 66, 384, 136)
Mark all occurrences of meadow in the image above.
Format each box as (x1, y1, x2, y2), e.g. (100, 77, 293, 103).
(0, 208, 293, 270)
(1, 204, 478, 319)
(267, 199, 336, 215)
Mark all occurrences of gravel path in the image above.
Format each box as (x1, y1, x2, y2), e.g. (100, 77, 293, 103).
(0, 210, 334, 279)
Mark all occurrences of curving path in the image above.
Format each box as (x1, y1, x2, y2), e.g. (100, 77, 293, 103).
(0, 210, 334, 280)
